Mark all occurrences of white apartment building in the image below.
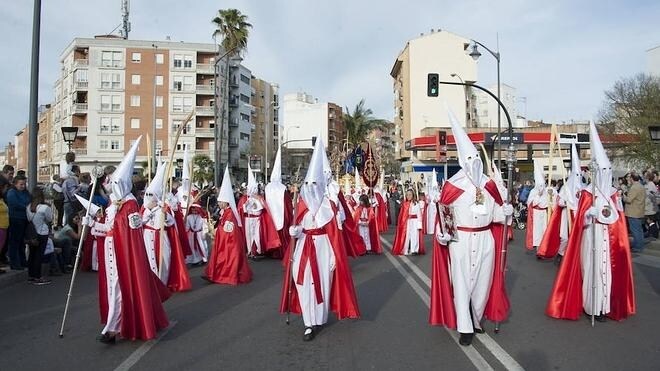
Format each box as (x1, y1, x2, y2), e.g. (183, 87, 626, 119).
(281, 92, 331, 150)
(390, 29, 478, 160)
(474, 83, 524, 128)
(648, 45, 660, 77)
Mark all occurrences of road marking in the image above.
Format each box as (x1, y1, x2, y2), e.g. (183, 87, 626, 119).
(381, 237, 525, 371)
(114, 320, 178, 371)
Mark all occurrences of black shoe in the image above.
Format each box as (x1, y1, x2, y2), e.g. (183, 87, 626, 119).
(458, 332, 474, 346)
(554, 255, 563, 266)
(594, 314, 607, 323)
(474, 327, 485, 334)
(302, 327, 316, 342)
(97, 333, 116, 344)
(201, 275, 213, 283)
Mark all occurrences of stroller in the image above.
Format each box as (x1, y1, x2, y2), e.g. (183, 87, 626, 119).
(512, 203, 527, 230)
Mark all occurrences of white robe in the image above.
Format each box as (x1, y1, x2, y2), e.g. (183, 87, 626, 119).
(243, 196, 265, 255)
(527, 189, 549, 247)
(357, 208, 371, 252)
(90, 221, 106, 272)
(186, 214, 208, 264)
(403, 202, 423, 255)
(581, 222, 612, 315)
(142, 207, 175, 284)
(446, 174, 506, 334)
(425, 197, 437, 235)
(92, 204, 121, 334)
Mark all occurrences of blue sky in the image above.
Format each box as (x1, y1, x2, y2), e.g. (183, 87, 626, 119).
(2, 0, 659, 146)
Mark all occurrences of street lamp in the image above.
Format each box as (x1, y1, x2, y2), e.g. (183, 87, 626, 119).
(649, 125, 660, 143)
(469, 39, 502, 169)
(61, 126, 78, 152)
(285, 125, 301, 147)
(152, 43, 158, 176)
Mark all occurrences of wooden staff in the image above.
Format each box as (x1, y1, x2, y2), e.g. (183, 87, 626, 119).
(147, 134, 152, 183)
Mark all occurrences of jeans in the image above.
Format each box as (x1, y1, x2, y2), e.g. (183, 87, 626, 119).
(28, 235, 48, 279)
(54, 199, 64, 227)
(53, 236, 75, 269)
(7, 218, 28, 269)
(63, 202, 77, 226)
(628, 217, 644, 251)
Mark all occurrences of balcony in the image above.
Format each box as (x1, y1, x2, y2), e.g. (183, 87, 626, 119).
(229, 118, 239, 128)
(196, 63, 214, 74)
(73, 59, 89, 69)
(195, 128, 214, 137)
(74, 81, 88, 91)
(72, 148, 87, 156)
(229, 79, 239, 88)
(229, 98, 238, 108)
(72, 103, 88, 115)
(195, 106, 214, 116)
(229, 138, 239, 147)
(75, 126, 88, 136)
(196, 84, 214, 95)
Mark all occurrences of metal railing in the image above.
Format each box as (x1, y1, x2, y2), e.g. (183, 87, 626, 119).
(195, 106, 214, 116)
(196, 63, 214, 73)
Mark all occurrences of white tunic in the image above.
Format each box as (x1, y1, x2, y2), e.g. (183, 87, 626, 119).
(357, 208, 371, 252)
(581, 222, 612, 315)
(142, 207, 175, 284)
(403, 202, 423, 255)
(527, 189, 549, 247)
(90, 221, 107, 272)
(92, 204, 121, 334)
(243, 196, 265, 255)
(186, 214, 208, 264)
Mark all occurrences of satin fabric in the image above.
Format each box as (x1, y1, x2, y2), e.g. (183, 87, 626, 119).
(374, 192, 389, 232)
(279, 199, 360, 320)
(391, 200, 426, 256)
(112, 199, 170, 340)
(173, 206, 192, 256)
(336, 192, 367, 257)
(536, 204, 564, 259)
(353, 205, 383, 254)
(164, 211, 192, 292)
(238, 195, 282, 254)
(205, 209, 252, 285)
(546, 190, 635, 321)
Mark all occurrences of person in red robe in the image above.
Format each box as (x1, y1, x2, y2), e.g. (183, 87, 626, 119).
(204, 166, 252, 285)
(373, 185, 389, 232)
(264, 147, 293, 260)
(88, 137, 170, 344)
(391, 190, 425, 255)
(546, 122, 635, 322)
(280, 137, 360, 341)
(353, 195, 382, 254)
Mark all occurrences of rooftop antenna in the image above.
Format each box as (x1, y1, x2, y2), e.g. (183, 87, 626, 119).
(120, 0, 131, 39)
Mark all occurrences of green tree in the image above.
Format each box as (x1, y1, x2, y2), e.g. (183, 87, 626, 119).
(599, 73, 660, 167)
(343, 99, 388, 147)
(192, 154, 215, 187)
(211, 9, 252, 183)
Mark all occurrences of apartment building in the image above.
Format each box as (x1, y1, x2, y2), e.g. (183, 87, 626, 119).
(37, 104, 54, 183)
(249, 78, 279, 182)
(474, 83, 523, 129)
(2, 143, 16, 168)
(390, 29, 478, 161)
(14, 127, 28, 172)
(366, 121, 397, 175)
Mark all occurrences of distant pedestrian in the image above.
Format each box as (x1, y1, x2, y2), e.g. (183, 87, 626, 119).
(25, 188, 53, 285)
(624, 173, 645, 252)
(6, 175, 31, 270)
(0, 176, 9, 269)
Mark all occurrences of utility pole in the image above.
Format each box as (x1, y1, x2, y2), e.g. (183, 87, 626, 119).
(27, 0, 41, 191)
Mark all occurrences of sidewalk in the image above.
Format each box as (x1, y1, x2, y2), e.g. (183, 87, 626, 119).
(640, 238, 660, 258)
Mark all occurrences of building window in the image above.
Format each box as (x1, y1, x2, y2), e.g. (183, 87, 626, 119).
(172, 97, 183, 112)
(111, 74, 121, 89)
(99, 139, 108, 150)
(100, 117, 110, 133)
(240, 94, 250, 104)
(183, 97, 193, 112)
(156, 118, 163, 129)
(131, 52, 141, 63)
(183, 76, 193, 91)
(240, 133, 250, 141)
(100, 96, 111, 111)
(111, 95, 121, 111)
(184, 55, 193, 68)
(172, 76, 183, 91)
(209, 120, 215, 128)
(111, 117, 121, 133)
(130, 95, 141, 107)
(110, 140, 121, 150)
(101, 73, 111, 89)
(131, 74, 141, 85)
(173, 54, 182, 68)
(155, 140, 163, 152)
(156, 75, 164, 86)
(156, 53, 164, 64)
(240, 74, 250, 84)
(131, 118, 140, 129)
(156, 96, 164, 107)
(240, 113, 250, 122)
(101, 51, 122, 67)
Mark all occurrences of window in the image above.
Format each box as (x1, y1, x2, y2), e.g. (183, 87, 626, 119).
(156, 53, 164, 64)
(131, 74, 141, 85)
(172, 76, 182, 91)
(99, 139, 109, 150)
(111, 74, 121, 89)
(131, 52, 141, 63)
(240, 113, 250, 122)
(240, 74, 250, 84)
(110, 140, 121, 150)
(240, 133, 250, 141)
(183, 97, 193, 112)
(156, 96, 163, 107)
(131, 118, 140, 129)
(100, 117, 110, 133)
(130, 95, 141, 107)
(101, 73, 111, 89)
(183, 76, 193, 91)
(172, 97, 183, 112)
(184, 55, 193, 68)
(156, 75, 163, 86)
(155, 140, 163, 152)
(100, 96, 111, 111)
(110, 117, 121, 133)
(111, 95, 121, 111)
(209, 120, 215, 128)
(173, 54, 182, 68)
(156, 118, 163, 129)
(240, 94, 250, 104)
(101, 51, 122, 67)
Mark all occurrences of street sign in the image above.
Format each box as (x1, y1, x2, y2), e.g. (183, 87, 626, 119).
(405, 140, 412, 150)
(558, 133, 589, 144)
(485, 132, 523, 144)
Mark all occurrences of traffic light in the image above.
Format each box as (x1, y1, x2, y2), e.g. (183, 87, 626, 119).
(427, 73, 439, 97)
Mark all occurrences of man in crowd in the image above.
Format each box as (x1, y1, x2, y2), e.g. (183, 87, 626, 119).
(624, 173, 646, 253)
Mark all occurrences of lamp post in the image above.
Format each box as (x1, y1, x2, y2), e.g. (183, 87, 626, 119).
(469, 38, 501, 168)
(152, 43, 158, 176)
(265, 91, 279, 180)
(649, 126, 660, 143)
(61, 127, 79, 152)
(285, 125, 301, 146)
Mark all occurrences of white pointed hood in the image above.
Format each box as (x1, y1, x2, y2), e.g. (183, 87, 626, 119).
(246, 162, 258, 196)
(321, 146, 340, 202)
(218, 165, 241, 227)
(447, 105, 483, 186)
(110, 136, 141, 201)
(354, 167, 361, 190)
(533, 160, 546, 192)
(301, 135, 329, 219)
(145, 160, 168, 202)
(589, 121, 618, 223)
(265, 146, 287, 230)
(427, 169, 440, 202)
(75, 194, 100, 217)
(562, 143, 584, 208)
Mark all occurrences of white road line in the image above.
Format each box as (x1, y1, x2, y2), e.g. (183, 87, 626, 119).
(114, 320, 178, 371)
(381, 237, 525, 371)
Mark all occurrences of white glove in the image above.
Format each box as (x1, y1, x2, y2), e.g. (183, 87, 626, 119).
(502, 204, 514, 216)
(288, 225, 303, 238)
(586, 207, 598, 218)
(82, 215, 94, 227)
(557, 198, 566, 208)
(435, 231, 452, 244)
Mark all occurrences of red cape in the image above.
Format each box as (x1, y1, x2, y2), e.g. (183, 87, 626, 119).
(337, 192, 367, 257)
(391, 200, 426, 255)
(421, 201, 428, 235)
(267, 191, 293, 260)
(164, 209, 192, 292)
(238, 195, 282, 254)
(546, 190, 635, 321)
(279, 199, 360, 320)
(174, 207, 192, 256)
(536, 204, 566, 259)
(353, 205, 382, 254)
(206, 209, 252, 285)
(374, 193, 389, 232)
(113, 199, 170, 340)
(429, 179, 510, 327)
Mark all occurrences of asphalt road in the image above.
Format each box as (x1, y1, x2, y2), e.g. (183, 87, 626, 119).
(1, 229, 660, 371)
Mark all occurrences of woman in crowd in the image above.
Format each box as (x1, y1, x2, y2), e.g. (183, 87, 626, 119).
(391, 189, 425, 256)
(6, 175, 31, 270)
(26, 188, 52, 285)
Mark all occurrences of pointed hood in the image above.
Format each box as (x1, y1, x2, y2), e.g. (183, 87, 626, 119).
(491, 160, 508, 201)
(562, 143, 584, 208)
(75, 194, 100, 217)
(447, 105, 483, 186)
(427, 169, 440, 202)
(110, 136, 141, 201)
(269, 146, 283, 183)
(533, 160, 546, 192)
(589, 121, 613, 195)
(301, 135, 327, 217)
(322, 146, 333, 183)
(354, 167, 361, 190)
(218, 165, 241, 227)
(145, 160, 168, 202)
(246, 162, 258, 196)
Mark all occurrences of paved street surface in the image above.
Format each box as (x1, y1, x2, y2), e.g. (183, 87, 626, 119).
(1, 230, 660, 370)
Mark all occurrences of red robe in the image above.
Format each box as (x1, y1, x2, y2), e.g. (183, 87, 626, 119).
(279, 199, 360, 320)
(238, 195, 282, 254)
(536, 204, 569, 259)
(164, 208, 192, 292)
(112, 198, 170, 340)
(337, 192, 367, 257)
(353, 205, 383, 254)
(205, 209, 252, 285)
(267, 190, 293, 260)
(81, 229, 94, 272)
(429, 179, 510, 327)
(391, 200, 426, 255)
(546, 190, 635, 321)
(173, 207, 192, 256)
(374, 192, 389, 232)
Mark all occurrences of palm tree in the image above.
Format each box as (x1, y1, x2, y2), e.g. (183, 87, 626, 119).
(211, 9, 252, 185)
(343, 99, 388, 147)
(192, 154, 215, 187)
